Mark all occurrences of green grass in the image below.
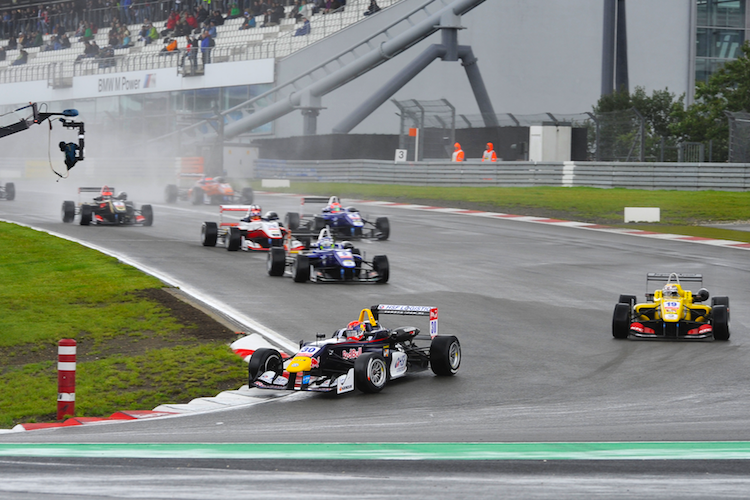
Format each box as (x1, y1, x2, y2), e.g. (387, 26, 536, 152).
(253, 182, 750, 243)
(0, 222, 246, 428)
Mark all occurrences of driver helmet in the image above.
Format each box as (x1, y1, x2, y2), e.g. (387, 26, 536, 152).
(345, 320, 365, 340)
(101, 186, 113, 197)
(248, 204, 262, 220)
(663, 284, 680, 298)
(318, 237, 334, 251)
(329, 196, 342, 212)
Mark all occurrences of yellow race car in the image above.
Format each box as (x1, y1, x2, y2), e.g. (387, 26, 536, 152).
(612, 273, 730, 341)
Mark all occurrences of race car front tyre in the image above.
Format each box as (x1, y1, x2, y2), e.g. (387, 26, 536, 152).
(201, 222, 218, 247)
(61, 201, 75, 223)
(354, 352, 388, 393)
(227, 227, 242, 251)
(373, 255, 389, 283)
(375, 217, 390, 240)
(240, 187, 254, 205)
(430, 336, 461, 376)
(191, 188, 204, 205)
(267, 247, 286, 276)
(618, 294, 637, 308)
(712, 305, 730, 341)
(292, 254, 310, 282)
(164, 184, 178, 203)
(141, 204, 153, 226)
(612, 303, 631, 339)
(711, 296, 730, 322)
(4, 182, 15, 201)
(284, 212, 300, 231)
(248, 348, 284, 384)
(80, 205, 92, 226)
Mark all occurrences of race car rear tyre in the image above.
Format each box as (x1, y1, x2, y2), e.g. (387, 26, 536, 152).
(711, 296, 730, 322)
(712, 305, 730, 341)
(354, 352, 388, 393)
(313, 216, 326, 231)
(191, 188, 204, 205)
(80, 205, 92, 226)
(612, 303, 631, 339)
(248, 348, 284, 384)
(618, 294, 637, 308)
(141, 204, 153, 226)
(5, 182, 15, 201)
(267, 247, 286, 276)
(284, 212, 300, 231)
(164, 184, 178, 203)
(375, 217, 390, 240)
(292, 254, 310, 283)
(373, 255, 389, 283)
(201, 222, 218, 246)
(430, 336, 461, 376)
(227, 227, 242, 251)
(61, 201, 75, 223)
(240, 187, 254, 205)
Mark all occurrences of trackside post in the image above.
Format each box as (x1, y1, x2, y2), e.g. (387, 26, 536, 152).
(57, 339, 76, 420)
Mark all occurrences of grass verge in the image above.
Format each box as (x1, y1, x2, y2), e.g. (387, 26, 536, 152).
(0, 222, 246, 428)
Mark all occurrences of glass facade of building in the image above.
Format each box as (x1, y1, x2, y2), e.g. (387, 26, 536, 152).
(696, 0, 748, 82)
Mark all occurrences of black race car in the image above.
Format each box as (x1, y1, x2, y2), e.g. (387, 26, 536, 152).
(248, 304, 460, 394)
(62, 186, 153, 226)
(0, 182, 15, 201)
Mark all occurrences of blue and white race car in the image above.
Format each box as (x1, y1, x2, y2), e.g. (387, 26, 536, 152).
(284, 196, 390, 240)
(266, 227, 389, 283)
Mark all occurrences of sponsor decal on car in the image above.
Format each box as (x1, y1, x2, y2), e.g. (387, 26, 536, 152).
(258, 371, 276, 384)
(337, 369, 355, 394)
(341, 347, 362, 360)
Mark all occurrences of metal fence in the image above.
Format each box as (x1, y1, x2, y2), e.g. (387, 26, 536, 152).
(726, 111, 750, 163)
(254, 159, 750, 191)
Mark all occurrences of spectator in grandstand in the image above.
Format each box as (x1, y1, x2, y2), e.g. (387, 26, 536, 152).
(32, 30, 43, 47)
(121, 0, 133, 25)
(42, 34, 56, 51)
(164, 10, 179, 35)
(293, 17, 309, 36)
(0, 45, 6, 61)
(159, 36, 177, 55)
(181, 34, 198, 74)
(227, 3, 241, 19)
(12, 49, 28, 65)
(60, 32, 71, 49)
(200, 30, 212, 64)
(98, 43, 115, 67)
(249, 1, 263, 16)
(7, 34, 18, 50)
(239, 12, 256, 29)
(272, 4, 284, 23)
(195, 5, 209, 26)
(118, 26, 132, 48)
(363, 0, 380, 16)
(76, 39, 99, 61)
(261, 8, 275, 27)
(144, 22, 159, 44)
(207, 20, 217, 38)
(186, 11, 198, 30)
(108, 24, 121, 46)
(301, 1, 314, 20)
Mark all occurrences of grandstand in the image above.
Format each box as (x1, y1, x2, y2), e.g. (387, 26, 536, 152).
(0, 0, 399, 82)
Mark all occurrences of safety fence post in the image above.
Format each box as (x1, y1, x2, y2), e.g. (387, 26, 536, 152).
(57, 339, 76, 420)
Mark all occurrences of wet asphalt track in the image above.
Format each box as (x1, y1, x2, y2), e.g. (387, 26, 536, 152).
(1, 179, 750, 498)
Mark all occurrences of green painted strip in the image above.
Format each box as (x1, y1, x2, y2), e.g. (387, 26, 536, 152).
(2, 442, 750, 460)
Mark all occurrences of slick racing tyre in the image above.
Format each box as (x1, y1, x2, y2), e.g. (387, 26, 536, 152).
(267, 247, 286, 276)
(430, 336, 461, 376)
(712, 305, 730, 341)
(355, 352, 388, 393)
(248, 348, 284, 384)
(372, 255, 389, 283)
(711, 296, 730, 322)
(141, 204, 153, 226)
(284, 212, 300, 231)
(612, 303, 631, 339)
(240, 187, 254, 204)
(292, 254, 310, 282)
(227, 227, 242, 251)
(618, 294, 637, 308)
(191, 188, 204, 205)
(61, 201, 75, 223)
(80, 205, 92, 226)
(164, 184, 178, 203)
(4, 182, 15, 201)
(201, 222, 218, 246)
(375, 217, 390, 240)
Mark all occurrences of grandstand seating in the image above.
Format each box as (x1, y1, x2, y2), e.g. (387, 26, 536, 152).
(0, 0, 399, 81)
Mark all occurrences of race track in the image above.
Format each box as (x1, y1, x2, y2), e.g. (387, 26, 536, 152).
(1, 179, 749, 498)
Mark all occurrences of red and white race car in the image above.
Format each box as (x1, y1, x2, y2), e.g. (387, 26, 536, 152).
(201, 204, 305, 253)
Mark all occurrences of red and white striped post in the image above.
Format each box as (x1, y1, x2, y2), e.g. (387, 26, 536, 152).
(57, 339, 76, 420)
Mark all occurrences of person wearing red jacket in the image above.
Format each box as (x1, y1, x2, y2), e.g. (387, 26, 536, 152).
(451, 142, 465, 162)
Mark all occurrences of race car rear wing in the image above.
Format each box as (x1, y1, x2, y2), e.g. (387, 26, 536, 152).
(299, 196, 337, 216)
(78, 187, 113, 193)
(370, 304, 439, 338)
(218, 205, 253, 227)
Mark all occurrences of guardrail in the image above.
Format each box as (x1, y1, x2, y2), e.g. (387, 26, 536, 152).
(254, 159, 750, 191)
